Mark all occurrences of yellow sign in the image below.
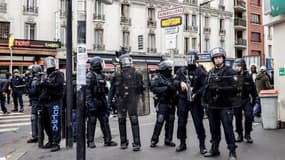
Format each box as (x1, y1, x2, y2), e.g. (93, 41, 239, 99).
(161, 17, 182, 28)
(8, 34, 14, 48)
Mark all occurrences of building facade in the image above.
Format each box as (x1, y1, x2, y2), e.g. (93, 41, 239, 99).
(0, 0, 61, 73)
(263, 0, 285, 123)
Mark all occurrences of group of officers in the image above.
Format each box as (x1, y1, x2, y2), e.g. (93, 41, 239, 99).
(6, 46, 258, 160)
(148, 47, 258, 160)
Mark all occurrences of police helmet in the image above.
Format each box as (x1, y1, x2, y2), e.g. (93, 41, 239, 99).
(89, 56, 104, 71)
(210, 47, 226, 63)
(13, 69, 19, 74)
(119, 54, 133, 68)
(157, 59, 173, 71)
(185, 51, 198, 65)
(234, 58, 247, 70)
(31, 65, 42, 74)
(44, 56, 56, 69)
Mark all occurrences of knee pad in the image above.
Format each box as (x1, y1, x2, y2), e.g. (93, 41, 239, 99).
(129, 115, 139, 125)
(157, 114, 164, 124)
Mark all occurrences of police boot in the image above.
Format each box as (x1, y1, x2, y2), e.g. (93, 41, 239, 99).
(204, 143, 220, 157)
(228, 150, 237, 160)
(87, 117, 96, 148)
(118, 118, 128, 149)
(50, 144, 60, 152)
(235, 134, 243, 143)
(176, 139, 187, 152)
(244, 134, 253, 144)
(101, 116, 118, 147)
(130, 115, 141, 152)
(150, 115, 164, 148)
(164, 115, 175, 147)
(28, 114, 38, 143)
(199, 140, 208, 155)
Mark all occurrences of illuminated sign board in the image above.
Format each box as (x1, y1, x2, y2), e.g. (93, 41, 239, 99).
(161, 17, 182, 28)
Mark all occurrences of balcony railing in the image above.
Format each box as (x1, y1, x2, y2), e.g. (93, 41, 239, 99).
(0, 3, 7, 13)
(23, 6, 38, 15)
(268, 35, 272, 40)
(235, 38, 247, 46)
(234, 0, 246, 10)
(191, 26, 198, 32)
(120, 16, 131, 26)
(93, 14, 105, 21)
(234, 18, 246, 27)
(60, 9, 66, 17)
(93, 44, 105, 51)
(219, 29, 226, 36)
(147, 48, 157, 53)
(147, 20, 157, 28)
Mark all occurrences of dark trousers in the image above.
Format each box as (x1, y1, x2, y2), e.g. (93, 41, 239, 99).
(234, 99, 253, 135)
(42, 102, 61, 145)
(12, 91, 24, 110)
(0, 95, 7, 113)
(207, 108, 236, 151)
(31, 100, 39, 139)
(177, 99, 206, 142)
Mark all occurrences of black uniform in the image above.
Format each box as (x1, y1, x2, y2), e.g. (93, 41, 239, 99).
(10, 71, 25, 112)
(149, 60, 176, 148)
(26, 69, 42, 143)
(108, 63, 143, 151)
(39, 68, 64, 151)
(174, 66, 207, 153)
(0, 74, 9, 114)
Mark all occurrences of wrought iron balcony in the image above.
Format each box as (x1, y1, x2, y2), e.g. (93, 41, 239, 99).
(93, 44, 105, 51)
(147, 48, 157, 53)
(235, 38, 247, 48)
(147, 20, 157, 28)
(120, 16, 131, 26)
(234, 18, 246, 29)
(219, 29, 226, 36)
(234, 0, 246, 11)
(203, 27, 211, 34)
(23, 6, 38, 15)
(93, 14, 105, 21)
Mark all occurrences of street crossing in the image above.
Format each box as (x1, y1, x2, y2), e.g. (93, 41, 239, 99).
(0, 112, 31, 134)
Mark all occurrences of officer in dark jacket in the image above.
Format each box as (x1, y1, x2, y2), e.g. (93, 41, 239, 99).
(10, 69, 25, 112)
(149, 59, 176, 148)
(204, 48, 241, 160)
(108, 54, 143, 151)
(174, 51, 207, 154)
(26, 65, 42, 143)
(0, 73, 9, 115)
(86, 56, 117, 148)
(233, 58, 258, 143)
(39, 56, 64, 152)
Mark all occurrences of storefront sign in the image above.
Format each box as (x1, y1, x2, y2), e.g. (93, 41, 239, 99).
(161, 17, 182, 28)
(158, 6, 184, 19)
(0, 39, 61, 49)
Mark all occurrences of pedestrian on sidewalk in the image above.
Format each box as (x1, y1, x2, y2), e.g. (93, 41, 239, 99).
(0, 72, 9, 115)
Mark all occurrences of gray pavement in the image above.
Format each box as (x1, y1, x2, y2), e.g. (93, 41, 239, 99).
(1, 96, 285, 160)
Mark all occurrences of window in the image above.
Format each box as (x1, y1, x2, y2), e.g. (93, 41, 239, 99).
(184, 37, 189, 54)
(251, 0, 261, 6)
(95, 0, 104, 17)
(205, 39, 210, 52)
(26, 0, 36, 9)
(268, 26, 272, 40)
(24, 23, 36, 40)
(148, 34, 156, 50)
(251, 50, 261, 55)
(192, 15, 197, 26)
(205, 16, 209, 27)
(220, 40, 225, 49)
(268, 45, 272, 57)
(121, 4, 129, 17)
(251, 32, 261, 42)
(60, 26, 66, 47)
(123, 31, 129, 47)
(251, 13, 260, 24)
(148, 8, 155, 21)
(77, 0, 86, 20)
(77, 21, 86, 43)
(94, 29, 103, 47)
(192, 38, 196, 50)
(219, 19, 224, 29)
(0, 22, 9, 39)
(60, 0, 66, 15)
(184, 14, 189, 27)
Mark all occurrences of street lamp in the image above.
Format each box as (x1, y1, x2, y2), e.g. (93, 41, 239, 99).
(199, 0, 215, 53)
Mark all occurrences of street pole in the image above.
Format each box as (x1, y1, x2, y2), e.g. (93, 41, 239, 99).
(66, 0, 73, 148)
(199, 5, 202, 54)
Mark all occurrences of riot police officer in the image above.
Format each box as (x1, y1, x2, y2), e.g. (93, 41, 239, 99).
(0, 72, 9, 115)
(39, 56, 64, 152)
(26, 65, 42, 143)
(10, 69, 25, 112)
(204, 48, 241, 160)
(174, 51, 207, 154)
(86, 56, 117, 148)
(149, 59, 176, 148)
(108, 54, 143, 151)
(233, 58, 258, 143)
